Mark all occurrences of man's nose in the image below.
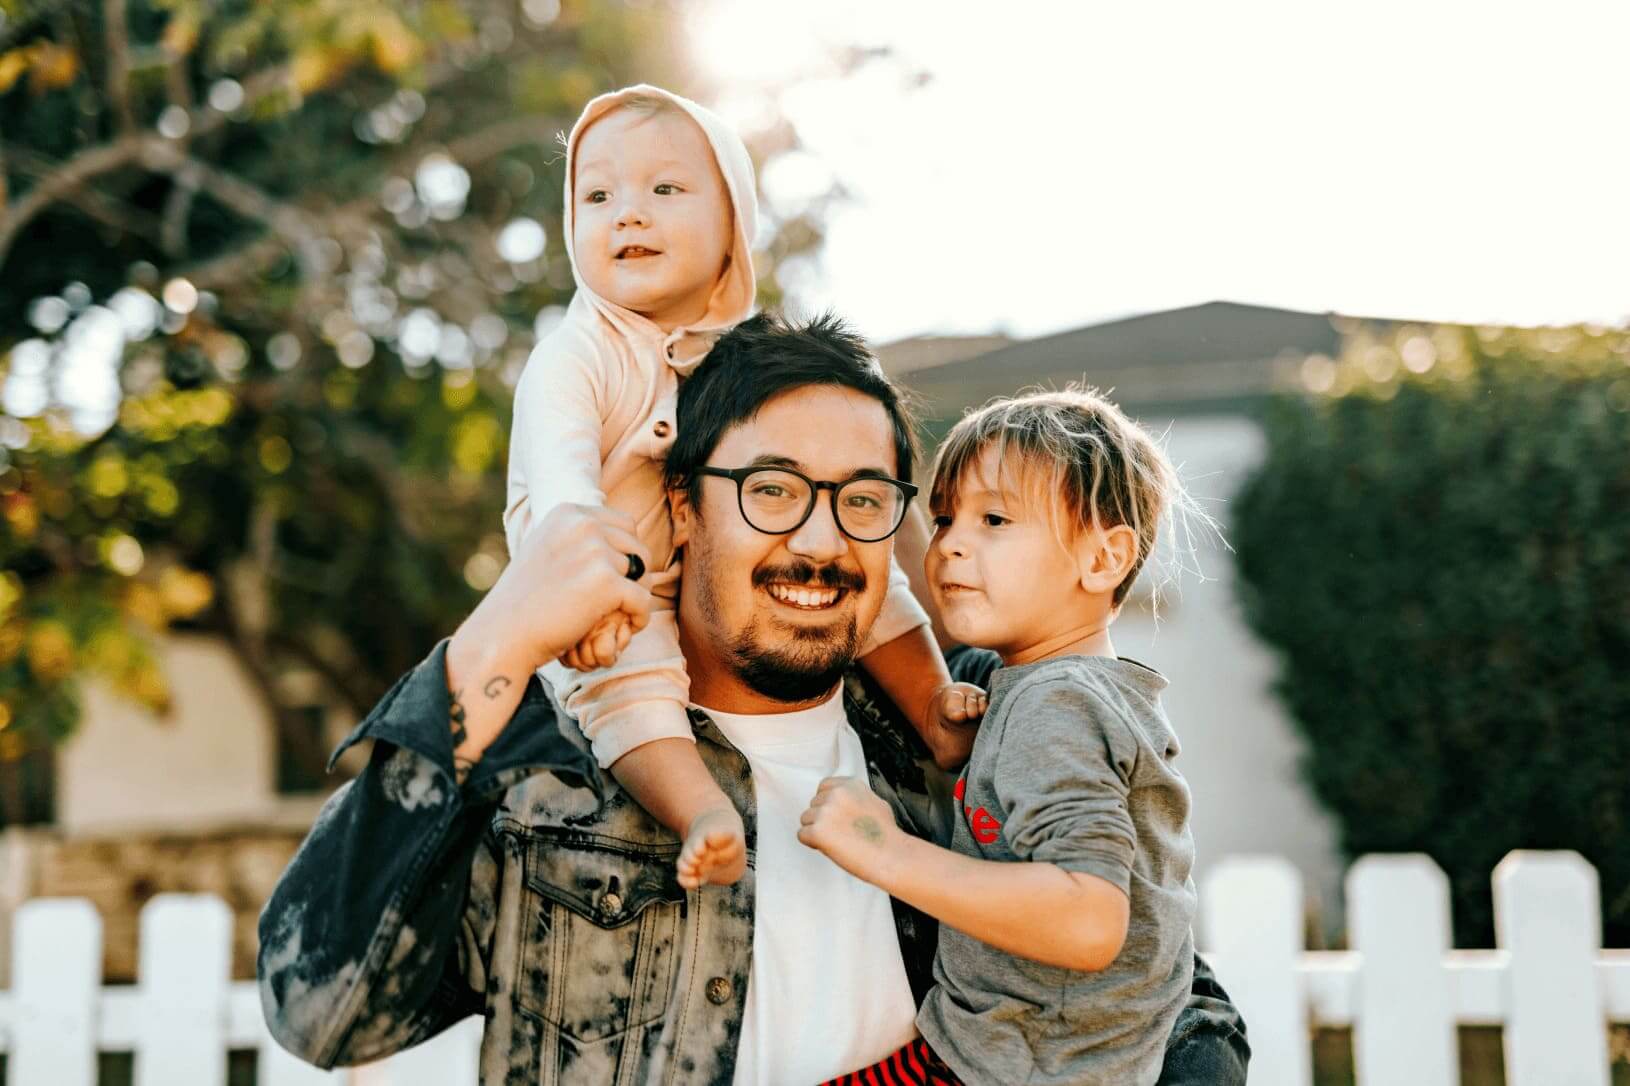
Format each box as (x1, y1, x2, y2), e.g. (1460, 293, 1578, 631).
(786, 495, 847, 563)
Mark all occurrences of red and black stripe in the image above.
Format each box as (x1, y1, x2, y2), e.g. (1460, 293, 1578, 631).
(820, 1037, 965, 1086)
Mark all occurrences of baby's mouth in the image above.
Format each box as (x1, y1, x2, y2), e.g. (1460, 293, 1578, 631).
(615, 245, 661, 259)
(765, 583, 844, 610)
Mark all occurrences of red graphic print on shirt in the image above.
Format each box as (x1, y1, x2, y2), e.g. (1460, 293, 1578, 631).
(954, 778, 1003, 845)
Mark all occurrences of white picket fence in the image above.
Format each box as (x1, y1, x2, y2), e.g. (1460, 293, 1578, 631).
(0, 850, 1622, 1085)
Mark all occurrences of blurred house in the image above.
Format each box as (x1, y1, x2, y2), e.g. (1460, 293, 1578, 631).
(881, 300, 1398, 931)
(3, 301, 1376, 986)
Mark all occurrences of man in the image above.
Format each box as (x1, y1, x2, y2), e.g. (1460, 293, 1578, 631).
(258, 313, 1249, 1084)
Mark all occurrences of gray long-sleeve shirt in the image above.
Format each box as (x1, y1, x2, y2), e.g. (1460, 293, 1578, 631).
(917, 654, 1198, 1085)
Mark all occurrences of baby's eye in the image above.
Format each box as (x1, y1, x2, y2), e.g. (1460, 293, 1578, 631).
(982, 513, 1009, 528)
(585, 189, 609, 204)
(654, 182, 680, 195)
(931, 515, 952, 529)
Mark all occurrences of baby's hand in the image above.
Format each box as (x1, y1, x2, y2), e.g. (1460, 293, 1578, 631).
(923, 681, 988, 771)
(797, 776, 902, 884)
(560, 612, 633, 671)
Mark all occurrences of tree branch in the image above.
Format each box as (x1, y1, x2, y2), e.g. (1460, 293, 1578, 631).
(104, 0, 135, 134)
(0, 134, 147, 266)
(186, 110, 565, 293)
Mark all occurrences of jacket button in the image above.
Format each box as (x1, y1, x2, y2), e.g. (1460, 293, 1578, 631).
(706, 976, 732, 1004)
(653, 420, 670, 438)
(598, 892, 623, 918)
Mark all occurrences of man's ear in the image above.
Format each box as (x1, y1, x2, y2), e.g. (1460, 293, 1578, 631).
(1075, 523, 1138, 595)
(668, 486, 693, 548)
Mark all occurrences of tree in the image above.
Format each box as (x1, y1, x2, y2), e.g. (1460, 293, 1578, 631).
(1231, 321, 1630, 946)
(0, 0, 828, 817)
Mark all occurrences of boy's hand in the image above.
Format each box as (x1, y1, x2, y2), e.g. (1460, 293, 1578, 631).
(561, 612, 633, 671)
(798, 776, 903, 885)
(922, 681, 988, 771)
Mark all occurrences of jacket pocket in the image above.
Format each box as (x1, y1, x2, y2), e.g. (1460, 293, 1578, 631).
(517, 830, 684, 1044)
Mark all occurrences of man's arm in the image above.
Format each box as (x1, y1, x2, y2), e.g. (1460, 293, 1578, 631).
(258, 642, 597, 1065)
(259, 503, 650, 1066)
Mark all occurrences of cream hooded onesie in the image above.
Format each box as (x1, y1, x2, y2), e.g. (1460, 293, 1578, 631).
(505, 85, 929, 768)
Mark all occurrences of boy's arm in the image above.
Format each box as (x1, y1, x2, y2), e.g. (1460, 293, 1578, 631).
(799, 777, 1127, 971)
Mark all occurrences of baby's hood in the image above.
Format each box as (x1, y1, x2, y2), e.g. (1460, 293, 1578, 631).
(561, 84, 758, 371)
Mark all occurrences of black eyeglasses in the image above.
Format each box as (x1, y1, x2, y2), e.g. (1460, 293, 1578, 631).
(694, 465, 918, 543)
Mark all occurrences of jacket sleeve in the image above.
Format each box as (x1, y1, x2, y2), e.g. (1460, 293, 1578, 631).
(256, 640, 600, 1067)
(1157, 953, 1252, 1085)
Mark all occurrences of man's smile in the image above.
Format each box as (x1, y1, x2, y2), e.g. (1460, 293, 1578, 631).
(765, 583, 845, 610)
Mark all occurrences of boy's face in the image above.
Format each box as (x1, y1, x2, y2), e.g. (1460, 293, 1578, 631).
(926, 444, 1088, 662)
(572, 107, 735, 332)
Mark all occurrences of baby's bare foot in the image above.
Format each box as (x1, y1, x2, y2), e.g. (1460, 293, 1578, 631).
(676, 804, 747, 890)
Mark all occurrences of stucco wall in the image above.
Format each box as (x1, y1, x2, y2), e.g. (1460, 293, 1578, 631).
(1109, 414, 1343, 933)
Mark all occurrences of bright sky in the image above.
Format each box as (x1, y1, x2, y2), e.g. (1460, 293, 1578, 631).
(687, 0, 1630, 345)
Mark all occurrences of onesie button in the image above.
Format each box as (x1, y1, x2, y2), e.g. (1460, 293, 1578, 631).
(653, 420, 671, 438)
(706, 976, 732, 1004)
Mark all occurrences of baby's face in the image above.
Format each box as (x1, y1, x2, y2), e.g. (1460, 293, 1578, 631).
(572, 107, 735, 331)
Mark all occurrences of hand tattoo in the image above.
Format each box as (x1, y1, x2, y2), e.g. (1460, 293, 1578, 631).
(454, 755, 476, 786)
(853, 816, 884, 844)
(449, 688, 468, 749)
(483, 675, 512, 699)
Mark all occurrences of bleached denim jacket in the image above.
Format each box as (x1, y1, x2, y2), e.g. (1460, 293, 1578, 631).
(257, 642, 1249, 1084)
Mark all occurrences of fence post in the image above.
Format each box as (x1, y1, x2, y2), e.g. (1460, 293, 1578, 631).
(1347, 854, 1456, 1086)
(134, 894, 233, 1086)
(0, 827, 36, 988)
(12, 898, 102, 1086)
(1203, 855, 1309, 1086)
(1494, 850, 1609, 1086)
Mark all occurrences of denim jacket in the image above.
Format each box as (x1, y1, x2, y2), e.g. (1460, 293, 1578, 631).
(258, 641, 1249, 1084)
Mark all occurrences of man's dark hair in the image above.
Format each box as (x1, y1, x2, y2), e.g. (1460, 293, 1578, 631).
(663, 311, 920, 505)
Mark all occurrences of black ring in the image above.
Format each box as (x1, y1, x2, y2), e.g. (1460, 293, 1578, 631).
(624, 553, 645, 581)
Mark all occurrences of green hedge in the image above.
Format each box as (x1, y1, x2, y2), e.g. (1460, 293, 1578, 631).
(1233, 324, 1630, 947)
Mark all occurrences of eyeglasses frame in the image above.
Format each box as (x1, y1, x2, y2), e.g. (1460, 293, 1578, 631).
(692, 464, 919, 543)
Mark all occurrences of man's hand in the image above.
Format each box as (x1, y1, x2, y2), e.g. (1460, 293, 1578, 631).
(797, 776, 904, 886)
(921, 681, 988, 770)
(445, 504, 653, 771)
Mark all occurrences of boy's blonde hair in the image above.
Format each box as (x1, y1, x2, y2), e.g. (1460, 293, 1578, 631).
(928, 386, 1213, 609)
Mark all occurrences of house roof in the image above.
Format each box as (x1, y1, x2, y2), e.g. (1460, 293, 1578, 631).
(895, 300, 1392, 427)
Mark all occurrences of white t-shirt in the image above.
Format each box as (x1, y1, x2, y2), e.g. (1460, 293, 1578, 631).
(701, 688, 919, 1086)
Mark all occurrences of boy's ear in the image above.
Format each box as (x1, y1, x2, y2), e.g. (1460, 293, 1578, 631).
(668, 485, 693, 548)
(1074, 523, 1138, 595)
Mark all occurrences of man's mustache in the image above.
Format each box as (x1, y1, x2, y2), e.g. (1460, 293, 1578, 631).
(752, 561, 866, 593)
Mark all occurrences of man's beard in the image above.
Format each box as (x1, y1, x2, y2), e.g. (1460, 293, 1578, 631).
(709, 558, 867, 704)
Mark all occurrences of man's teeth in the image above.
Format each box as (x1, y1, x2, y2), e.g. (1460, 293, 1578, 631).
(768, 584, 840, 608)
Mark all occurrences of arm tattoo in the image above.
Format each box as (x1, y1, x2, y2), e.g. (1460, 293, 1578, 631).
(454, 755, 477, 786)
(483, 675, 512, 699)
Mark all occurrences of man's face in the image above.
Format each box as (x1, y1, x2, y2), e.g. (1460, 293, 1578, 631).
(571, 107, 735, 332)
(672, 384, 898, 712)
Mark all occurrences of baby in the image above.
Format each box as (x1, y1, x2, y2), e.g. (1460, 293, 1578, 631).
(505, 85, 983, 888)
(802, 389, 1204, 1085)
